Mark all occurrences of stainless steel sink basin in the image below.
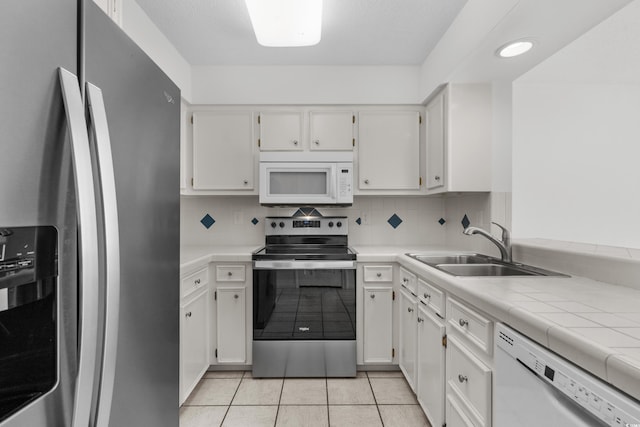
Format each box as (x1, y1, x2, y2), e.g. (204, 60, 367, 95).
(436, 264, 541, 277)
(405, 253, 568, 277)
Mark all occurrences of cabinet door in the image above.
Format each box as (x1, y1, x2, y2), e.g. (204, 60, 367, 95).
(417, 305, 446, 427)
(363, 287, 393, 364)
(309, 111, 354, 151)
(180, 290, 208, 403)
(192, 111, 255, 190)
(216, 287, 246, 363)
(399, 289, 418, 390)
(259, 112, 303, 151)
(358, 111, 420, 190)
(426, 90, 445, 190)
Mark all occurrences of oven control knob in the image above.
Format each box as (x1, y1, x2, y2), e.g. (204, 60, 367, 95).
(279, 222, 285, 228)
(336, 221, 343, 228)
(270, 222, 277, 228)
(328, 221, 334, 227)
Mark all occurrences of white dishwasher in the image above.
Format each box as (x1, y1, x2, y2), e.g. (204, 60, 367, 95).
(495, 323, 640, 426)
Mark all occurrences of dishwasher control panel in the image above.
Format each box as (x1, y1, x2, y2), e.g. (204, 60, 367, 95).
(497, 325, 640, 426)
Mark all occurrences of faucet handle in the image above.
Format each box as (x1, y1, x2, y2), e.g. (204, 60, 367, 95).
(491, 222, 510, 241)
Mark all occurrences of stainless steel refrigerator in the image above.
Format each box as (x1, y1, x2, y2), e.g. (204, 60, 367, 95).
(0, 1, 180, 426)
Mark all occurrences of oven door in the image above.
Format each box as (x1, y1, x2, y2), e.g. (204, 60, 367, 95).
(259, 162, 338, 205)
(253, 260, 356, 341)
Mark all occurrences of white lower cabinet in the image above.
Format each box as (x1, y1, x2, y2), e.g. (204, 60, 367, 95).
(180, 288, 208, 404)
(216, 287, 246, 363)
(446, 393, 477, 427)
(446, 335, 492, 427)
(416, 304, 446, 427)
(399, 288, 418, 391)
(363, 286, 393, 363)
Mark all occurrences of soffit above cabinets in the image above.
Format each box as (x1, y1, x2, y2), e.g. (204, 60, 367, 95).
(133, 0, 467, 65)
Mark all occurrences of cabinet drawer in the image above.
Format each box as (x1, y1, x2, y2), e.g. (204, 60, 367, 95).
(363, 265, 393, 282)
(447, 298, 493, 355)
(446, 336, 491, 427)
(216, 265, 246, 282)
(418, 278, 445, 317)
(446, 393, 478, 427)
(181, 267, 208, 297)
(399, 267, 417, 295)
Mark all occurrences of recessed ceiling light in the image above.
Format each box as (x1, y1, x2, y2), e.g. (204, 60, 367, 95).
(497, 40, 534, 58)
(245, 0, 323, 47)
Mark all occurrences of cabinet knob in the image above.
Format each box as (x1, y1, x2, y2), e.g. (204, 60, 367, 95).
(364, 179, 369, 184)
(234, 294, 239, 299)
(459, 318, 469, 327)
(435, 176, 441, 181)
(185, 312, 192, 318)
(458, 374, 468, 383)
(293, 140, 298, 145)
(314, 140, 320, 145)
(243, 180, 248, 185)
(228, 271, 233, 276)
(408, 307, 413, 313)
(376, 272, 382, 277)
(423, 293, 430, 299)
(417, 317, 424, 323)
(370, 294, 375, 299)
(194, 279, 200, 285)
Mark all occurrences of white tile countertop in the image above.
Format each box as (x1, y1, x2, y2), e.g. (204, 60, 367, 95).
(180, 244, 640, 402)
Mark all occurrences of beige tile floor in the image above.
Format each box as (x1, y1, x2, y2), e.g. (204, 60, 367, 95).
(181, 371, 431, 427)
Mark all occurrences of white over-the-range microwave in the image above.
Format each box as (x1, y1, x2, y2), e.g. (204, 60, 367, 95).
(259, 152, 353, 206)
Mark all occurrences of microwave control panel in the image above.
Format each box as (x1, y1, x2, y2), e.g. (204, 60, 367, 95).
(337, 163, 353, 202)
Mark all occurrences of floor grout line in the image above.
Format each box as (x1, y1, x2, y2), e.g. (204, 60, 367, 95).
(367, 371, 386, 426)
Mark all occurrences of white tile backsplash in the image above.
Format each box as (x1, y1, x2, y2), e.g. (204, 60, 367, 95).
(181, 195, 447, 247)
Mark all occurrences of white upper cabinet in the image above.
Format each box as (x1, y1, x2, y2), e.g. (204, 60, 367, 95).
(358, 111, 421, 190)
(258, 112, 304, 151)
(425, 84, 492, 194)
(192, 111, 255, 190)
(309, 111, 354, 151)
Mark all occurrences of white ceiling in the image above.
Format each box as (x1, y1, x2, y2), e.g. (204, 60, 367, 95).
(133, 0, 467, 65)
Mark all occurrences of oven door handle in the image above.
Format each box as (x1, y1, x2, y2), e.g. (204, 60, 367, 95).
(253, 260, 356, 270)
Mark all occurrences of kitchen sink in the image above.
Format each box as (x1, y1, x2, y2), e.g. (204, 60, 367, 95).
(406, 253, 568, 277)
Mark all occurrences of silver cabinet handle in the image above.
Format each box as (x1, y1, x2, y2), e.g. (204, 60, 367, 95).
(408, 307, 414, 313)
(234, 294, 239, 299)
(435, 176, 441, 181)
(186, 312, 192, 317)
(459, 318, 469, 327)
(59, 68, 100, 427)
(423, 293, 431, 299)
(314, 140, 320, 145)
(417, 317, 424, 323)
(376, 272, 382, 277)
(370, 294, 376, 299)
(86, 82, 121, 427)
(293, 140, 298, 145)
(228, 271, 233, 276)
(458, 374, 468, 383)
(243, 180, 248, 185)
(195, 279, 201, 285)
(364, 179, 369, 184)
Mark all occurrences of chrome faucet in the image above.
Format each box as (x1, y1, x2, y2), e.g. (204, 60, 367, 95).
(463, 222, 512, 263)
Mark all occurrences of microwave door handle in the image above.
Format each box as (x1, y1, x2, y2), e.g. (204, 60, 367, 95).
(58, 67, 100, 427)
(86, 82, 121, 427)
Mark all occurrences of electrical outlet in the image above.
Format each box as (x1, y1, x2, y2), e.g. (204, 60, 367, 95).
(233, 210, 243, 225)
(361, 212, 369, 225)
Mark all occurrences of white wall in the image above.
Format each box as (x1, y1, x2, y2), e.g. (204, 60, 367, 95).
(512, 0, 640, 249)
(122, 0, 192, 101)
(181, 196, 446, 247)
(191, 66, 421, 105)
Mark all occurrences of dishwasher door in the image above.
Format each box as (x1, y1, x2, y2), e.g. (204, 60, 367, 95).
(494, 323, 640, 427)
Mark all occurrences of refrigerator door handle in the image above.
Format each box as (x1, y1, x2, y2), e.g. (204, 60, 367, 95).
(86, 82, 121, 427)
(58, 67, 100, 427)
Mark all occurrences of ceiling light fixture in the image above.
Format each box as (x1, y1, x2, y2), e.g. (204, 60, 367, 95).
(496, 39, 534, 58)
(245, 0, 323, 47)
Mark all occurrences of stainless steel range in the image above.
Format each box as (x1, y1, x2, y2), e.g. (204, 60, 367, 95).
(252, 208, 356, 377)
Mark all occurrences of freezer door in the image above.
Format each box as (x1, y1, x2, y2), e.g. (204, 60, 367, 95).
(83, 2, 181, 426)
(0, 1, 79, 426)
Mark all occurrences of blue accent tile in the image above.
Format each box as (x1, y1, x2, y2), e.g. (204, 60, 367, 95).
(355, 217, 362, 225)
(461, 214, 470, 229)
(201, 214, 215, 229)
(251, 217, 259, 225)
(438, 218, 446, 225)
(387, 213, 403, 229)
